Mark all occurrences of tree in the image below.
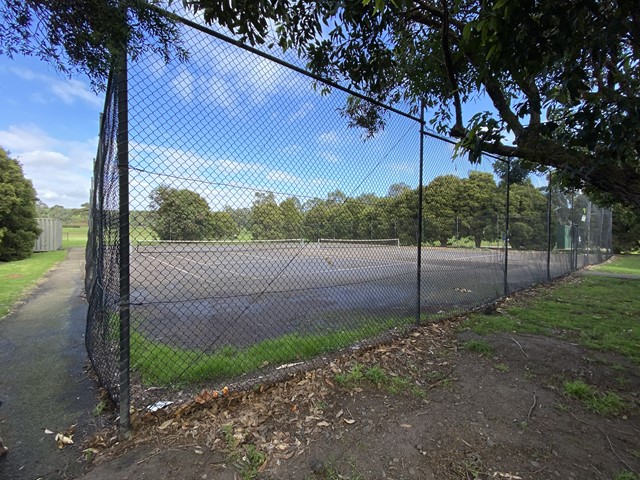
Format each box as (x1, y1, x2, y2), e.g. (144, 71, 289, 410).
(612, 204, 640, 253)
(279, 197, 304, 239)
(251, 192, 285, 239)
(460, 172, 501, 248)
(423, 175, 464, 246)
(193, 0, 640, 209)
(149, 186, 214, 241)
(493, 159, 531, 186)
(506, 181, 548, 250)
(210, 211, 240, 240)
(0, 0, 185, 89)
(0, 147, 41, 261)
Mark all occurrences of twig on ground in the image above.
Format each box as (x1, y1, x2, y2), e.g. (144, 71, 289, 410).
(605, 434, 637, 474)
(570, 413, 636, 474)
(527, 393, 537, 421)
(509, 337, 529, 359)
(458, 437, 476, 450)
(136, 447, 161, 465)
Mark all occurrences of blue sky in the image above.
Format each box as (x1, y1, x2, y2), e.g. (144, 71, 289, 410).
(0, 12, 512, 211)
(0, 56, 103, 208)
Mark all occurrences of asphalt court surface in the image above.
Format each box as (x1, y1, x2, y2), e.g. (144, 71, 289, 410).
(128, 243, 574, 350)
(130, 243, 530, 301)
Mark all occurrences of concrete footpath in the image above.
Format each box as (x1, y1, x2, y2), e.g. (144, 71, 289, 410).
(0, 248, 97, 480)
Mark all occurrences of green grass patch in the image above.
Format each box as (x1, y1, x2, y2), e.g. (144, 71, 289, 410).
(465, 276, 640, 363)
(0, 250, 67, 318)
(592, 255, 640, 275)
(62, 226, 88, 248)
(462, 339, 494, 355)
(615, 472, 640, 480)
(131, 318, 407, 385)
(335, 362, 424, 397)
(563, 379, 627, 416)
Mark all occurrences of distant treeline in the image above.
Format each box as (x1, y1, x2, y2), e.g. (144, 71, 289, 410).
(140, 171, 595, 250)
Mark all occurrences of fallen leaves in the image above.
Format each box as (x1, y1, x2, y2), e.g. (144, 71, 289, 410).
(84, 317, 461, 473)
(48, 424, 76, 449)
(55, 433, 74, 449)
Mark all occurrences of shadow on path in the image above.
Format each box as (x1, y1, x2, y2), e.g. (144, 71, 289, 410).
(0, 248, 97, 479)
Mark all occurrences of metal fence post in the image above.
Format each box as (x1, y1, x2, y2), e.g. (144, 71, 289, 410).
(503, 159, 511, 296)
(117, 55, 131, 436)
(546, 175, 552, 281)
(416, 101, 425, 325)
(570, 192, 576, 271)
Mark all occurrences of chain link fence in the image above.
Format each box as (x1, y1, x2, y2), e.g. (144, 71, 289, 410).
(86, 71, 122, 400)
(86, 12, 613, 414)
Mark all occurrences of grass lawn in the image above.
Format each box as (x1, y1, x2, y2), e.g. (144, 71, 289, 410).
(131, 317, 409, 385)
(1, 226, 89, 318)
(464, 274, 640, 363)
(0, 250, 68, 318)
(591, 254, 640, 275)
(62, 226, 88, 248)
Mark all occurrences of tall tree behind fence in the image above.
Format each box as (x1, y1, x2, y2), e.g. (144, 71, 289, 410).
(86, 12, 612, 419)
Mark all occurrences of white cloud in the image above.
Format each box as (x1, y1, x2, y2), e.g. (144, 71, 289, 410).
(280, 144, 302, 155)
(0, 124, 55, 152)
(49, 79, 103, 108)
(171, 69, 195, 101)
(389, 161, 417, 175)
(0, 124, 96, 207)
(266, 170, 302, 184)
(202, 76, 239, 110)
(318, 131, 339, 144)
(319, 151, 340, 163)
(289, 102, 314, 122)
(8, 67, 102, 108)
(215, 158, 264, 174)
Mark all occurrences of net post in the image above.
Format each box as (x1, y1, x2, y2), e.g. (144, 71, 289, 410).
(416, 101, 425, 325)
(117, 53, 132, 437)
(546, 174, 552, 282)
(503, 158, 511, 297)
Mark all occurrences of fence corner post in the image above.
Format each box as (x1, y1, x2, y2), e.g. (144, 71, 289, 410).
(117, 53, 132, 438)
(416, 100, 425, 325)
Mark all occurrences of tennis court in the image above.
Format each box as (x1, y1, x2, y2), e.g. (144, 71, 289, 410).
(128, 239, 570, 351)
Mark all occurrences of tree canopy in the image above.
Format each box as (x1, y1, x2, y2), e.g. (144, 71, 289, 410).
(0, 148, 41, 261)
(150, 186, 218, 240)
(3, 0, 638, 208)
(191, 0, 640, 209)
(0, 0, 185, 89)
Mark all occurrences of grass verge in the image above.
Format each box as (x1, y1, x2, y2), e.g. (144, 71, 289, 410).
(591, 255, 640, 275)
(131, 318, 409, 385)
(464, 276, 640, 363)
(0, 250, 68, 317)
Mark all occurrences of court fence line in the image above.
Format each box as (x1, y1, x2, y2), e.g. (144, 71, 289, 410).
(85, 10, 613, 431)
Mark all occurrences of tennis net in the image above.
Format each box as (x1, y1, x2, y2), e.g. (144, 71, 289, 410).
(317, 238, 401, 248)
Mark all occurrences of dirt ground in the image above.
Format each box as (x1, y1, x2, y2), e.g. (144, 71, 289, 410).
(79, 285, 640, 480)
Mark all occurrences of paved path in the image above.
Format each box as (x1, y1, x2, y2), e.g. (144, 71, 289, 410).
(0, 248, 97, 480)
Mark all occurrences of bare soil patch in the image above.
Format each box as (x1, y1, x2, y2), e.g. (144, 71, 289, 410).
(81, 302, 640, 480)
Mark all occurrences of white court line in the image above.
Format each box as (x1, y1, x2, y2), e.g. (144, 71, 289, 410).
(175, 254, 263, 280)
(442, 253, 500, 261)
(148, 255, 207, 281)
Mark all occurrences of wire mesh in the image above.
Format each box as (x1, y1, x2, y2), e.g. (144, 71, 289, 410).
(86, 73, 121, 401)
(85, 11, 613, 405)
